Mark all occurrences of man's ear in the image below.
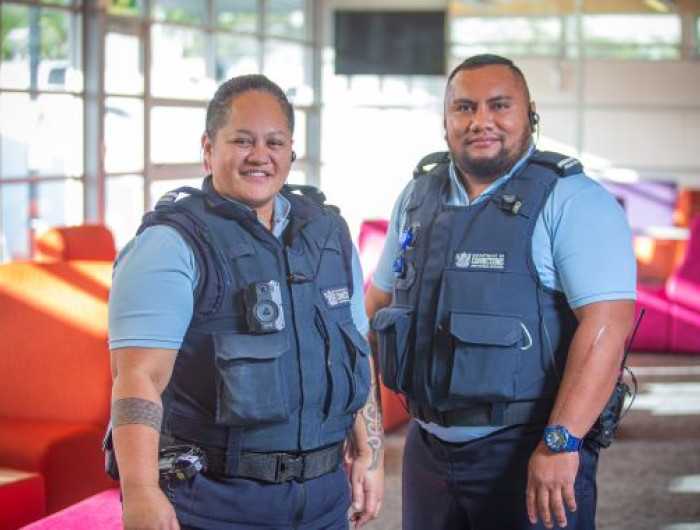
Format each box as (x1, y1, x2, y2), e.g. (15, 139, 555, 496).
(201, 133, 212, 173)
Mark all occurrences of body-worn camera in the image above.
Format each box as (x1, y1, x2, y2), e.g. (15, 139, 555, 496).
(244, 280, 285, 333)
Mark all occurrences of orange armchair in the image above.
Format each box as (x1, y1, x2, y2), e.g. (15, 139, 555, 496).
(35, 224, 116, 262)
(0, 260, 116, 514)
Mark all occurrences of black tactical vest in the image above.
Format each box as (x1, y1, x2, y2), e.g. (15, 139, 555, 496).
(373, 151, 580, 423)
(138, 176, 370, 474)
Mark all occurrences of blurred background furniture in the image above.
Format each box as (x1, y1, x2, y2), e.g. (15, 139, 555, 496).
(35, 224, 117, 263)
(0, 260, 116, 516)
(0, 468, 45, 530)
(633, 215, 700, 354)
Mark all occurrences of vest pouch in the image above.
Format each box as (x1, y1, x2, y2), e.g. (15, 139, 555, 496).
(447, 312, 523, 402)
(372, 306, 415, 393)
(212, 331, 290, 425)
(338, 320, 371, 414)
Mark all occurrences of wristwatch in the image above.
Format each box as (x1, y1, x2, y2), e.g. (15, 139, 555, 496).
(543, 424, 582, 453)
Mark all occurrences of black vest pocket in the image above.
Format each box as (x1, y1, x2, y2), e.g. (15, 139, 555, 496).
(372, 306, 415, 393)
(212, 331, 290, 425)
(338, 320, 371, 414)
(447, 312, 523, 402)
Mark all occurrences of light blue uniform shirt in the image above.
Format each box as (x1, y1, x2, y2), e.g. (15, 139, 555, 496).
(109, 193, 369, 352)
(372, 147, 637, 442)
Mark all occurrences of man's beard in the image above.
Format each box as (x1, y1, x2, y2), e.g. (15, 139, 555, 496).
(452, 132, 531, 182)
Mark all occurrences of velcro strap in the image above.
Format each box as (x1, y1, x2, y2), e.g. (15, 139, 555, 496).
(409, 400, 551, 427)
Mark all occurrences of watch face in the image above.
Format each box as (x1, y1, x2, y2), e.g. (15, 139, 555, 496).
(545, 426, 568, 449)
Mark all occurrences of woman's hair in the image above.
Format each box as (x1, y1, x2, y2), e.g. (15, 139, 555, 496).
(205, 74, 294, 141)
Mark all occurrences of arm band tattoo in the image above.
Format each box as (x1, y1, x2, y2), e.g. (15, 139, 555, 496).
(112, 398, 163, 432)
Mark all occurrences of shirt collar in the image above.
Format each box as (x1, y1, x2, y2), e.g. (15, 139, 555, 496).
(223, 193, 291, 239)
(447, 144, 535, 206)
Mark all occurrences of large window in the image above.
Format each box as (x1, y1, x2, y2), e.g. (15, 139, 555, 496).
(449, 13, 682, 61)
(103, 0, 315, 249)
(575, 15, 681, 60)
(0, 1, 83, 261)
(451, 17, 563, 59)
(1, 0, 316, 259)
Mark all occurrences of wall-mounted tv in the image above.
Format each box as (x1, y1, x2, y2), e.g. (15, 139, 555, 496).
(334, 10, 446, 76)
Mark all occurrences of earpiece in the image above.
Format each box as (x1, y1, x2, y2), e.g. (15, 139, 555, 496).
(528, 108, 540, 132)
(291, 151, 297, 163)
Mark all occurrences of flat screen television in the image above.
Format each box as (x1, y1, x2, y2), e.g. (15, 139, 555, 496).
(334, 10, 446, 76)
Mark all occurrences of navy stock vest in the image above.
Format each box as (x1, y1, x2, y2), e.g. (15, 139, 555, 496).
(373, 151, 580, 422)
(138, 176, 370, 474)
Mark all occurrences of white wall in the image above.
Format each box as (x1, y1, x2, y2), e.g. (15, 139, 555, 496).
(521, 58, 700, 185)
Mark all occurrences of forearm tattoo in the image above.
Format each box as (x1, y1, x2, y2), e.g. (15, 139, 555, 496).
(361, 381, 384, 470)
(112, 398, 162, 432)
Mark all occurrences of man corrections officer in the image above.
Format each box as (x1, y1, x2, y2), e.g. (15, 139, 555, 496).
(365, 54, 636, 529)
(109, 74, 383, 529)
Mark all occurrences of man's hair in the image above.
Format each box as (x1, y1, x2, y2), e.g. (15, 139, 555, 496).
(205, 74, 294, 142)
(446, 54, 532, 103)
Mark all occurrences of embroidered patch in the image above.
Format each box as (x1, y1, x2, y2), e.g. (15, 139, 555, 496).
(454, 252, 506, 270)
(322, 287, 351, 307)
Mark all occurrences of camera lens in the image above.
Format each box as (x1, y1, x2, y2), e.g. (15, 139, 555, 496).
(254, 300, 278, 323)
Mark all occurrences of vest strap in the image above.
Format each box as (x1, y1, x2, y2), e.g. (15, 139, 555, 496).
(409, 400, 552, 427)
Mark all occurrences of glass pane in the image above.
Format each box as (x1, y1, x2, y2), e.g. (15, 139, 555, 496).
(0, 183, 28, 261)
(0, 179, 83, 261)
(105, 97, 144, 173)
(216, 34, 260, 82)
(0, 92, 83, 178)
(106, 175, 144, 250)
(151, 24, 215, 99)
(451, 16, 562, 56)
(292, 110, 306, 159)
(151, 106, 205, 164)
(265, 0, 306, 40)
(578, 15, 681, 59)
(0, 5, 83, 91)
(105, 31, 143, 94)
(217, 0, 258, 32)
(150, 178, 201, 208)
(286, 169, 306, 185)
(263, 40, 313, 103)
(151, 0, 204, 25)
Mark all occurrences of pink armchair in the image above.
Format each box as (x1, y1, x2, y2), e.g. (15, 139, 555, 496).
(633, 215, 700, 354)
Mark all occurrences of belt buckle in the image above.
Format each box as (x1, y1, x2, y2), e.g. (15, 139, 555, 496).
(276, 453, 305, 482)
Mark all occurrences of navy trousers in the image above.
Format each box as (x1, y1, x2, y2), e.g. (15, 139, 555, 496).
(161, 465, 351, 529)
(402, 420, 599, 530)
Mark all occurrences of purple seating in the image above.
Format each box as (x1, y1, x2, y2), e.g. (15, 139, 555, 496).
(633, 215, 700, 354)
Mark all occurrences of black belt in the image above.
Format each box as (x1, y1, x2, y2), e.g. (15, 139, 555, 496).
(203, 442, 344, 484)
(409, 400, 551, 427)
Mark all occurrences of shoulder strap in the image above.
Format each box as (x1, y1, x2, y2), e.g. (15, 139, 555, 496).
(528, 150, 582, 177)
(282, 184, 355, 298)
(413, 151, 450, 179)
(139, 189, 227, 318)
